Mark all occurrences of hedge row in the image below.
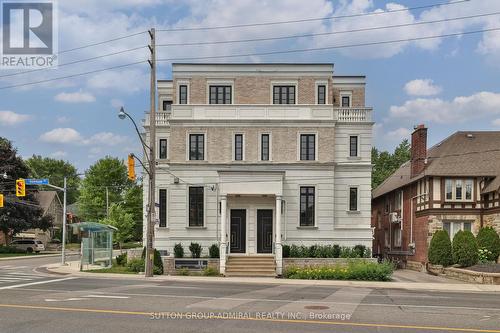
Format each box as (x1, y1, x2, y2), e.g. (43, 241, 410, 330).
(282, 244, 370, 259)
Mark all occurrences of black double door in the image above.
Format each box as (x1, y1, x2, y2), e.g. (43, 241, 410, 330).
(230, 209, 246, 253)
(257, 209, 273, 254)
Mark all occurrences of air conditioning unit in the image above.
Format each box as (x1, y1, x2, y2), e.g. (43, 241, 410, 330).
(389, 212, 401, 223)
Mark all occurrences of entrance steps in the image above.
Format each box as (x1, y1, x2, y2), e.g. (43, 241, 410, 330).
(225, 255, 276, 277)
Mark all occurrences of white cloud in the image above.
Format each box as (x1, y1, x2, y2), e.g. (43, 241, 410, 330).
(56, 116, 71, 124)
(493, 118, 500, 127)
(50, 151, 68, 158)
(54, 91, 96, 103)
(389, 91, 500, 123)
(0, 111, 31, 125)
(110, 99, 123, 108)
(404, 79, 442, 96)
(40, 128, 84, 144)
(84, 132, 128, 146)
(386, 127, 411, 140)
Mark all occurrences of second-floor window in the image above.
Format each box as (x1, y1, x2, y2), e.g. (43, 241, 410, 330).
(341, 95, 351, 107)
(300, 134, 315, 161)
(162, 100, 172, 111)
(445, 179, 473, 201)
(273, 85, 295, 104)
(234, 134, 243, 161)
(349, 135, 358, 157)
(189, 187, 204, 227)
(300, 186, 315, 227)
(189, 134, 204, 160)
(261, 134, 270, 161)
(349, 187, 358, 211)
(179, 85, 188, 104)
(159, 139, 167, 159)
(317, 85, 326, 104)
(209, 85, 232, 104)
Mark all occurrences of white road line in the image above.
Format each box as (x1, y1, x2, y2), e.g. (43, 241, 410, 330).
(0, 278, 34, 282)
(83, 295, 130, 299)
(1, 266, 27, 270)
(0, 277, 76, 290)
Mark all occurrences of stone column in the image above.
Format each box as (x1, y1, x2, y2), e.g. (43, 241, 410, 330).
(275, 195, 283, 276)
(220, 195, 227, 275)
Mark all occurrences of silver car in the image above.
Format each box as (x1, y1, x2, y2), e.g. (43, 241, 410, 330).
(10, 239, 45, 253)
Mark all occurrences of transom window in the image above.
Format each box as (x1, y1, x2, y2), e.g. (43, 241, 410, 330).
(189, 187, 204, 227)
(261, 134, 270, 161)
(300, 134, 315, 161)
(300, 186, 315, 227)
(159, 139, 167, 159)
(443, 221, 472, 239)
(159, 189, 167, 227)
(189, 134, 204, 160)
(349, 135, 358, 157)
(317, 85, 326, 104)
(179, 85, 188, 104)
(349, 187, 358, 211)
(234, 134, 243, 161)
(445, 179, 473, 201)
(273, 85, 295, 104)
(209, 85, 232, 104)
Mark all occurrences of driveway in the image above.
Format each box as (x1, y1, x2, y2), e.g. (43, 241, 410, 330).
(392, 269, 463, 283)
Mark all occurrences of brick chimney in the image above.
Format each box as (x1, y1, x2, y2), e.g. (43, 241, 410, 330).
(411, 124, 427, 178)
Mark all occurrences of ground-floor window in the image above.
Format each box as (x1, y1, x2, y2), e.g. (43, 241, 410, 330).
(189, 187, 204, 227)
(159, 189, 167, 227)
(442, 221, 472, 239)
(299, 186, 315, 226)
(393, 227, 402, 247)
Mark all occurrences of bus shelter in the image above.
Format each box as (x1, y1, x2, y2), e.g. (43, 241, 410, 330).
(71, 222, 117, 269)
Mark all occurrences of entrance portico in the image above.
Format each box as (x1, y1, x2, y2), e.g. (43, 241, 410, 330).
(218, 172, 283, 276)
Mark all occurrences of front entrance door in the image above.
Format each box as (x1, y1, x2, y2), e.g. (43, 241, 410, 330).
(257, 209, 273, 253)
(230, 209, 246, 253)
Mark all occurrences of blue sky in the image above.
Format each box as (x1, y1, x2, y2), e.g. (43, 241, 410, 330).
(1, 0, 500, 172)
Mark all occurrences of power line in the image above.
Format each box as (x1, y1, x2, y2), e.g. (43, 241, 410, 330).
(59, 31, 148, 54)
(157, 27, 500, 63)
(157, 0, 470, 32)
(157, 11, 499, 48)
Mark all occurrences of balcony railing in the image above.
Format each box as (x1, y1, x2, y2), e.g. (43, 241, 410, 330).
(144, 105, 372, 126)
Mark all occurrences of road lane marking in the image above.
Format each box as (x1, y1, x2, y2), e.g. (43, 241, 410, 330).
(0, 303, 498, 333)
(83, 295, 130, 299)
(0, 277, 76, 290)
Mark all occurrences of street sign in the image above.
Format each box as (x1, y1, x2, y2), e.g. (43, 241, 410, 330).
(25, 178, 49, 185)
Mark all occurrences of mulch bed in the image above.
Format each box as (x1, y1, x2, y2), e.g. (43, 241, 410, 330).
(466, 263, 500, 273)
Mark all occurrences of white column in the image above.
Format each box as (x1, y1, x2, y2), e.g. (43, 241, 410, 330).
(275, 195, 283, 276)
(220, 195, 227, 275)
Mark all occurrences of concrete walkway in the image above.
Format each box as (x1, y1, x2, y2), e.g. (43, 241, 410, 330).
(392, 269, 462, 284)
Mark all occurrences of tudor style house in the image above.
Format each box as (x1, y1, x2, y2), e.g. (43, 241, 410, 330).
(372, 126, 500, 270)
(144, 63, 374, 276)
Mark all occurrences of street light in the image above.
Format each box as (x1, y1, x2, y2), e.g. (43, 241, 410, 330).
(118, 106, 155, 277)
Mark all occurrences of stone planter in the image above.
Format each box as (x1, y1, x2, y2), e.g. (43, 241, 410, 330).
(162, 257, 219, 275)
(427, 263, 444, 275)
(443, 267, 500, 285)
(283, 258, 377, 272)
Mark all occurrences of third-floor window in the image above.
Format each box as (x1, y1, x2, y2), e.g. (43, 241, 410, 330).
(317, 85, 326, 104)
(261, 134, 270, 161)
(273, 85, 295, 104)
(234, 134, 243, 161)
(189, 134, 204, 160)
(179, 85, 188, 104)
(209, 85, 232, 104)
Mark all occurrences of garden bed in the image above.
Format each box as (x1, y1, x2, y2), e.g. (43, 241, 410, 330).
(284, 260, 393, 281)
(466, 263, 500, 273)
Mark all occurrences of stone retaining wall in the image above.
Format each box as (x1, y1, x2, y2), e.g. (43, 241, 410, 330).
(283, 258, 377, 272)
(443, 267, 500, 285)
(162, 257, 219, 275)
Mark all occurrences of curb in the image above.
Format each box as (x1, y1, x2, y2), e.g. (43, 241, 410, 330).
(0, 253, 62, 261)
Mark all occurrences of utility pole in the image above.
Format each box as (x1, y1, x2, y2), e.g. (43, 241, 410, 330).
(61, 177, 67, 265)
(106, 187, 109, 218)
(145, 28, 157, 277)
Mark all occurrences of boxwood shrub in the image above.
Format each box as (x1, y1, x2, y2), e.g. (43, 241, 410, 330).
(452, 230, 478, 267)
(209, 244, 220, 258)
(284, 244, 368, 259)
(428, 230, 453, 266)
(476, 227, 500, 262)
(173, 243, 184, 258)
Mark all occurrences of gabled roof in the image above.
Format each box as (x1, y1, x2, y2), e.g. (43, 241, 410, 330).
(34, 191, 61, 214)
(372, 131, 500, 199)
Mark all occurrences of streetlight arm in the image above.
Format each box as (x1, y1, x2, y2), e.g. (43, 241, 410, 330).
(120, 108, 152, 165)
(131, 153, 151, 177)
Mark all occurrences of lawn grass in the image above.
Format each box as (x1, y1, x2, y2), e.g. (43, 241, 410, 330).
(85, 265, 137, 274)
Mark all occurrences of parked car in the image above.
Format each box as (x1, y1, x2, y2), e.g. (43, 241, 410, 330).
(10, 239, 45, 253)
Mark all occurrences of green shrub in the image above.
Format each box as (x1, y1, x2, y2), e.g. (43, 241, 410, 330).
(203, 267, 219, 276)
(189, 242, 202, 258)
(209, 244, 219, 258)
(428, 230, 453, 266)
(282, 245, 290, 258)
(140, 247, 163, 274)
(173, 243, 184, 258)
(353, 245, 367, 258)
(177, 268, 189, 276)
(476, 227, 500, 262)
(332, 244, 341, 258)
(284, 244, 368, 258)
(289, 245, 300, 258)
(0, 245, 25, 254)
(115, 252, 127, 266)
(478, 247, 493, 264)
(339, 246, 353, 258)
(127, 258, 144, 273)
(284, 260, 394, 281)
(452, 230, 479, 267)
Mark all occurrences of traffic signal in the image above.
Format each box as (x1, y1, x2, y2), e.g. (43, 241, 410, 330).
(127, 154, 136, 181)
(16, 179, 26, 197)
(0, 194, 3, 208)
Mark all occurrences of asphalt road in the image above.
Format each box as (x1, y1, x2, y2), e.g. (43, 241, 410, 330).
(0, 256, 499, 333)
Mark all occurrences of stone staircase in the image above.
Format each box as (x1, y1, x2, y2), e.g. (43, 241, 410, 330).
(225, 255, 276, 277)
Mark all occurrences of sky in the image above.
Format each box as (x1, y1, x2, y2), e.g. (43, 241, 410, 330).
(1, 0, 500, 172)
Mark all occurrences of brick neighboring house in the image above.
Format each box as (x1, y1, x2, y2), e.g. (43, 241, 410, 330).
(145, 63, 374, 276)
(372, 126, 500, 270)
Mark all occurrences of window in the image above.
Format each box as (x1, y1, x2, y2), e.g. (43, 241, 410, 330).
(341, 95, 351, 107)
(455, 180, 462, 200)
(179, 85, 188, 104)
(273, 85, 295, 104)
(261, 134, 270, 161)
(349, 187, 358, 211)
(234, 134, 243, 161)
(300, 134, 315, 161)
(465, 180, 473, 200)
(349, 136, 358, 157)
(394, 228, 402, 247)
(189, 187, 204, 227)
(159, 139, 167, 159)
(443, 221, 473, 239)
(384, 230, 390, 247)
(209, 85, 232, 104)
(445, 179, 453, 200)
(189, 134, 204, 160)
(300, 186, 315, 226)
(445, 178, 474, 201)
(159, 189, 167, 227)
(395, 190, 402, 211)
(162, 100, 172, 111)
(317, 85, 326, 104)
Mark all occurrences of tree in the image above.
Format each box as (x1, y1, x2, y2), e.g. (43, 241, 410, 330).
(123, 184, 143, 241)
(372, 139, 411, 189)
(0, 138, 53, 244)
(100, 204, 135, 248)
(79, 156, 131, 221)
(26, 155, 80, 204)
(452, 230, 479, 267)
(428, 230, 453, 266)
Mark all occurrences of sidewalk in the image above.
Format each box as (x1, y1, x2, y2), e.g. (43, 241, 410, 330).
(43, 261, 500, 292)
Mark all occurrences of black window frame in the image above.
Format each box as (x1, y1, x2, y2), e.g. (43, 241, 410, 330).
(349, 187, 358, 211)
(300, 186, 315, 227)
(234, 134, 243, 161)
(159, 189, 167, 227)
(341, 95, 351, 107)
(317, 85, 326, 104)
(162, 100, 172, 111)
(300, 134, 316, 161)
(189, 187, 204, 227)
(273, 85, 295, 104)
(179, 85, 188, 104)
(209, 85, 232, 104)
(261, 134, 270, 161)
(159, 138, 168, 159)
(349, 135, 358, 157)
(189, 134, 204, 161)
